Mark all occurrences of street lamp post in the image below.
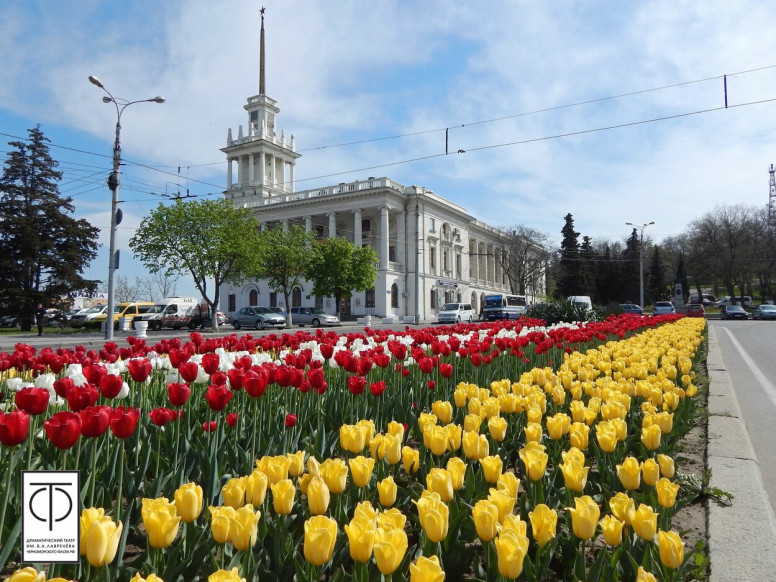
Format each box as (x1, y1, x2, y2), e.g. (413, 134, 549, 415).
(625, 221, 655, 309)
(89, 75, 165, 340)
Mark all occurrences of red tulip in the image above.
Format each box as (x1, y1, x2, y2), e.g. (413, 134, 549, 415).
(202, 420, 217, 432)
(201, 353, 220, 375)
(204, 384, 233, 412)
(44, 411, 82, 450)
(99, 374, 124, 399)
(127, 358, 152, 383)
(53, 377, 76, 399)
(15, 387, 50, 415)
(78, 405, 111, 438)
(308, 368, 326, 392)
(418, 358, 434, 375)
(319, 343, 334, 359)
(0, 410, 30, 446)
(439, 363, 454, 378)
(226, 412, 238, 427)
(149, 407, 174, 426)
(110, 406, 140, 439)
(210, 371, 227, 386)
(285, 413, 297, 428)
(227, 368, 244, 391)
(83, 364, 107, 386)
(370, 380, 386, 396)
(66, 384, 99, 412)
(243, 370, 268, 398)
(179, 361, 200, 383)
(348, 375, 366, 395)
(427, 380, 436, 390)
(167, 382, 191, 407)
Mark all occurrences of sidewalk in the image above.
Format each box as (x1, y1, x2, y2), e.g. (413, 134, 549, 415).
(707, 325, 776, 581)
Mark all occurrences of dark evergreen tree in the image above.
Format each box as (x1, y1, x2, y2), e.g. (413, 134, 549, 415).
(675, 252, 689, 302)
(0, 126, 99, 329)
(556, 213, 580, 298)
(623, 228, 641, 304)
(579, 236, 596, 299)
(647, 245, 669, 304)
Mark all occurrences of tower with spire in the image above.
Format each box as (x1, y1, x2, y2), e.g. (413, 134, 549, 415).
(222, 7, 299, 200)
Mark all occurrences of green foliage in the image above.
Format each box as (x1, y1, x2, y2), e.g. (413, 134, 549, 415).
(130, 198, 261, 321)
(305, 237, 378, 315)
(526, 298, 594, 325)
(0, 126, 100, 327)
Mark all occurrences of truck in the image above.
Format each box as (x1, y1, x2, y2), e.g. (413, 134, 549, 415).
(481, 294, 527, 321)
(133, 297, 205, 331)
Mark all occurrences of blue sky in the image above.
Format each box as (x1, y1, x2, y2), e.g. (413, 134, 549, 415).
(2, 0, 776, 299)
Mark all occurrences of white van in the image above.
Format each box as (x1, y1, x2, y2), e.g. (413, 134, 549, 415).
(567, 296, 593, 311)
(437, 302, 475, 324)
(714, 296, 752, 308)
(133, 296, 202, 330)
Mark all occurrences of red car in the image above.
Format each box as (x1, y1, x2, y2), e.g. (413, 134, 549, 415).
(686, 304, 705, 317)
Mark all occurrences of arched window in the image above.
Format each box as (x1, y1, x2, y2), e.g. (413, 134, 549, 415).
(365, 288, 375, 308)
(249, 289, 258, 306)
(430, 288, 437, 309)
(292, 287, 302, 308)
(390, 283, 399, 309)
(471, 292, 477, 313)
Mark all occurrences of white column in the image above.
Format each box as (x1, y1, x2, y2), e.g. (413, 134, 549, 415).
(289, 162, 295, 192)
(282, 220, 289, 232)
(328, 212, 337, 238)
(353, 209, 362, 246)
(258, 152, 265, 186)
(226, 158, 232, 190)
(305, 215, 313, 233)
(247, 153, 254, 184)
(380, 206, 389, 269)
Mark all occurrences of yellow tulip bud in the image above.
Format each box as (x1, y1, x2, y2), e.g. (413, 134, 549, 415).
(657, 454, 675, 478)
(487, 488, 516, 524)
(463, 413, 483, 433)
(472, 499, 499, 542)
(611, 418, 628, 442)
(321, 458, 348, 493)
(462, 430, 489, 460)
(444, 423, 462, 452)
(636, 566, 657, 582)
(595, 420, 619, 453)
(446, 456, 466, 490)
(415, 493, 449, 542)
(221, 477, 246, 509)
(599, 515, 624, 546)
(259, 455, 291, 484)
(79, 507, 106, 555)
(349, 456, 376, 488)
(286, 450, 305, 477)
(641, 424, 662, 450)
(270, 478, 296, 515)
(384, 432, 403, 465)
(141, 497, 180, 549)
(306, 456, 321, 478)
(481, 455, 503, 484)
(569, 421, 590, 450)
(369, 433, 385, 460)
(174, 482, 203, 523)
(567, 495, 599, 540)
(657, 530, 684, 569)
(377, 476, 397, 506)
(230, 505, 261, 551)
(546, 412, 570, 440)
(85, 515, 123, 567)
(298, 473, 313, 497)
(496, 471, 520, 499)
(617, 456, 641, 490)
(340, 424, 367, 454)
(377, 507, 406, 531)
(353, 500, 379, 523)
(418, 412, 438, 434)
(207, 568, 246, 582)
(245, 469, 269, 506)
(487, 415, 508, 442)
(494, 530, 530, 579)
(641, 458, 660, 487)
(358, 419, 376, 444)
(303, 515, 338, 566)
(402, 445, 420, 474)
(410, 555, 446, 582)
(344, 515, 376, 563)
(501, 513, 528, 538)
(524, 422, 543, 443)
(373, 528, 408, 575)
(453, 386, 468, 408)
(431, 400, 453, 424)
(306, 476, 330, 515)
(386, 420, 403, 439)
(632, 503, 658, 541)
(528, 503, 557, 547)
(560, 458, 589, 493)
(656, 478, 680, 508)
(209, 506, 235, 543)
(7, 567, 46, 582)
(423, 424, 448, 456)
(129, 574, 164, 582)
(609, 492, 635, 526)
(519, 444, 548, 482)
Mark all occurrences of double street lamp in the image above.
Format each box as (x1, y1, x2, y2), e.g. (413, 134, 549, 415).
(88, 76, 165, 340)
(625, 221, 655, 309)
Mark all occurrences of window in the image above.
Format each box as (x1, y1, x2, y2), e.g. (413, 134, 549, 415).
(430, 247, 436, 272)
(429, 218, 436, 232)
(292, 287, 302, 308)
(362, 219, 371, 233)
(455, 253, 461, 278)
(391, 283, 399, 309)
(366, 288, 375, 308)
(249, 289, 258, 306)
(228, 294, 236, 312)
(441, 223, 448, 238)
(430, 289, 437, 309)
(389, 245, 396, 262)
(315, 295, 324, 309)
(315, 225, 325, 239)
(269, 292, 277, 308)
(443, 250, 449, 272)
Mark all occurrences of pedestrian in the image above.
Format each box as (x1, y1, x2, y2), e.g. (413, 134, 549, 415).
(34, 302, 46, 336)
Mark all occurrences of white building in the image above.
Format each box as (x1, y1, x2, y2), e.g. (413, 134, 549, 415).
(220, 14, 544, 322)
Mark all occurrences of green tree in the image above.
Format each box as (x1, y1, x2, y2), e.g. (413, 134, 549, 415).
(555, 213, 580, 298)
(647, 245, 669, 304)
(0, 126, 99, 329)
(305, 237, 378, 318)
(129, 198, 261, 328)
(253, 225, 316, 324)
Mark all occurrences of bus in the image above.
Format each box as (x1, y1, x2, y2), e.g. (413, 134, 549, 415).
(482, 294, 527, 320)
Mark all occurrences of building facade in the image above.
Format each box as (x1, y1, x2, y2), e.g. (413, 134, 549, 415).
(219, 14, 545, 322)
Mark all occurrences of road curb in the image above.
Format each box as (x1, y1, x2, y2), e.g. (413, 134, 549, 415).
(707, 325, 776, 581)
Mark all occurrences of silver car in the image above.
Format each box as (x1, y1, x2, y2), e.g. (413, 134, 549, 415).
(752, 304, 776, 320)
(231, 306, 286, 330)
(289, 307, 339, 327)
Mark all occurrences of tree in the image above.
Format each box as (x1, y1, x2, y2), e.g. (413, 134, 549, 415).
(555, 213, 580, 298)
(647, 245, 669, 304)
(253, 225, 316, 324)
(0, 126, 99, 329)
(305, 237, 378, 318)
(130, 198, 261, 328)
(495, 225, 549, 298)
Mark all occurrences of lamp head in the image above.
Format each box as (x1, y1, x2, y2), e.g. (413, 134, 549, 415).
(152, 96, 166, 104)
(101, 96, 113, 103)
(88, 75, 103, 88)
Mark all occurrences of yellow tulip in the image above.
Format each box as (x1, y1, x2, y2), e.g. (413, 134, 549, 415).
(570, 400, 587, 423)
(209, 506, 235, 543)
(306, 456, 321, 478)
(245, 469, 269, 506)
(423, 424, 449, 456)
(546, 412, 570, 439)
(418, 412, 438, 433)
(528, 503, 557, 547)
(641, 458, 660, 487)
(340, 424, 368, 454)
(386, 420, 403, 439)
(369, 433, 385, 460)
(344, 515, 376, 563)
(500, 513, 528, 538)
(560, 458, 589, 493)
(306, 476, 330, 515)
(298, 473, 313, 497)
(617, 456, 641, 490)
(402, 445, 420, 474)
(526, 404, 543, 424)
(463, 413, 483, 433)
(472, 499, 500, 542)
(257, 455, 291, 484)
(654, 411, 674, 434)
(609, 492, 635, 526)
(611, 417, 628, 442)
(415, 492, 449, 542)
(85, 515, 123, 567)
(79, 507, 106, 555)
(409, 555, 446, 582)
(221, 477, 246, 509)
(141, 497, 180, 549)
(208, 567, 246, 582)
(481, 455, 503, 484)
(487, 488, 516, 524)
(497, 471, 520, 499)
(657, 530, 685, 569)
(453, 386, 468, 408)
(657, 454, 675, 478)
(641, 424, 662, 450)
(353, 500, 379, 523)
(377, 476, 397, 506)
(632, 503, 659, 541)
(636, 566, 657, 582)
(569, 422, 590, 450)
(595, 420, 619, 453)
(487, 415, 508, 442)
(462, 430, 489, 460)
(358, 419, 376, 444)
(467, 396, 482, 417)
(446, 456, 466, 490)
(377, 507, 406, 531)
(444, 423, 462, 452)
(7, 567, 46, 582)
(519, 445, 548, 482)
(303, 515, 338, 566)
(567, 495, 599, 540)
(373, 527, 408, 574)
(656, 478, 680, 508)
(384, 432, 403, 464)
(270, 478, 296, 515)
(599, 515, 624, 546)
(174, 482, 203, 523)
(494, 530, 530, 579)
(432, 400, 453, 424)
(349, 455, 376, 488)
(286, 450, 305, 477)
(230, 505, 261, 551)
(522, 422, 541, 443)
(129, 574, 164, 582)
(321, 458, 348, 493)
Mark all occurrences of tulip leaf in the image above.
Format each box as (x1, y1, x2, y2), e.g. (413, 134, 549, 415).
(0, 516, 21, 572)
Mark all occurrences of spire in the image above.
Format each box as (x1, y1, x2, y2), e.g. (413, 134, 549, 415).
(259, 7, 266, 96)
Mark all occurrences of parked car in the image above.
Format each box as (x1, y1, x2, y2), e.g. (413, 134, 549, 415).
(619, 303, 643, 314)
(689, 293, 715, 306)
(0, 314, 20, 328)
(714, 296, 753, 308)
(437, 302, 475, 324)
(752, 304, 776, 320)
(70, 305, 108, 327)
(231, 306, 286, 330)
(685, 304, 705, 318)
(289, 307, 340, 327)
(653, 301, 676, 315)
(720, 305, 748, 320)
(268, 307, 287, 319)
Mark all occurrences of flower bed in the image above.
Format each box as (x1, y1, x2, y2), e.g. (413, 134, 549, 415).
(0, 314, 703, 581)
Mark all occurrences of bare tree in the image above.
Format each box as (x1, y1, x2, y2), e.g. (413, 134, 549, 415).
(113, 275, 148, 303)
(496, 225, 550, 300)
(148, 271, 179, 301)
